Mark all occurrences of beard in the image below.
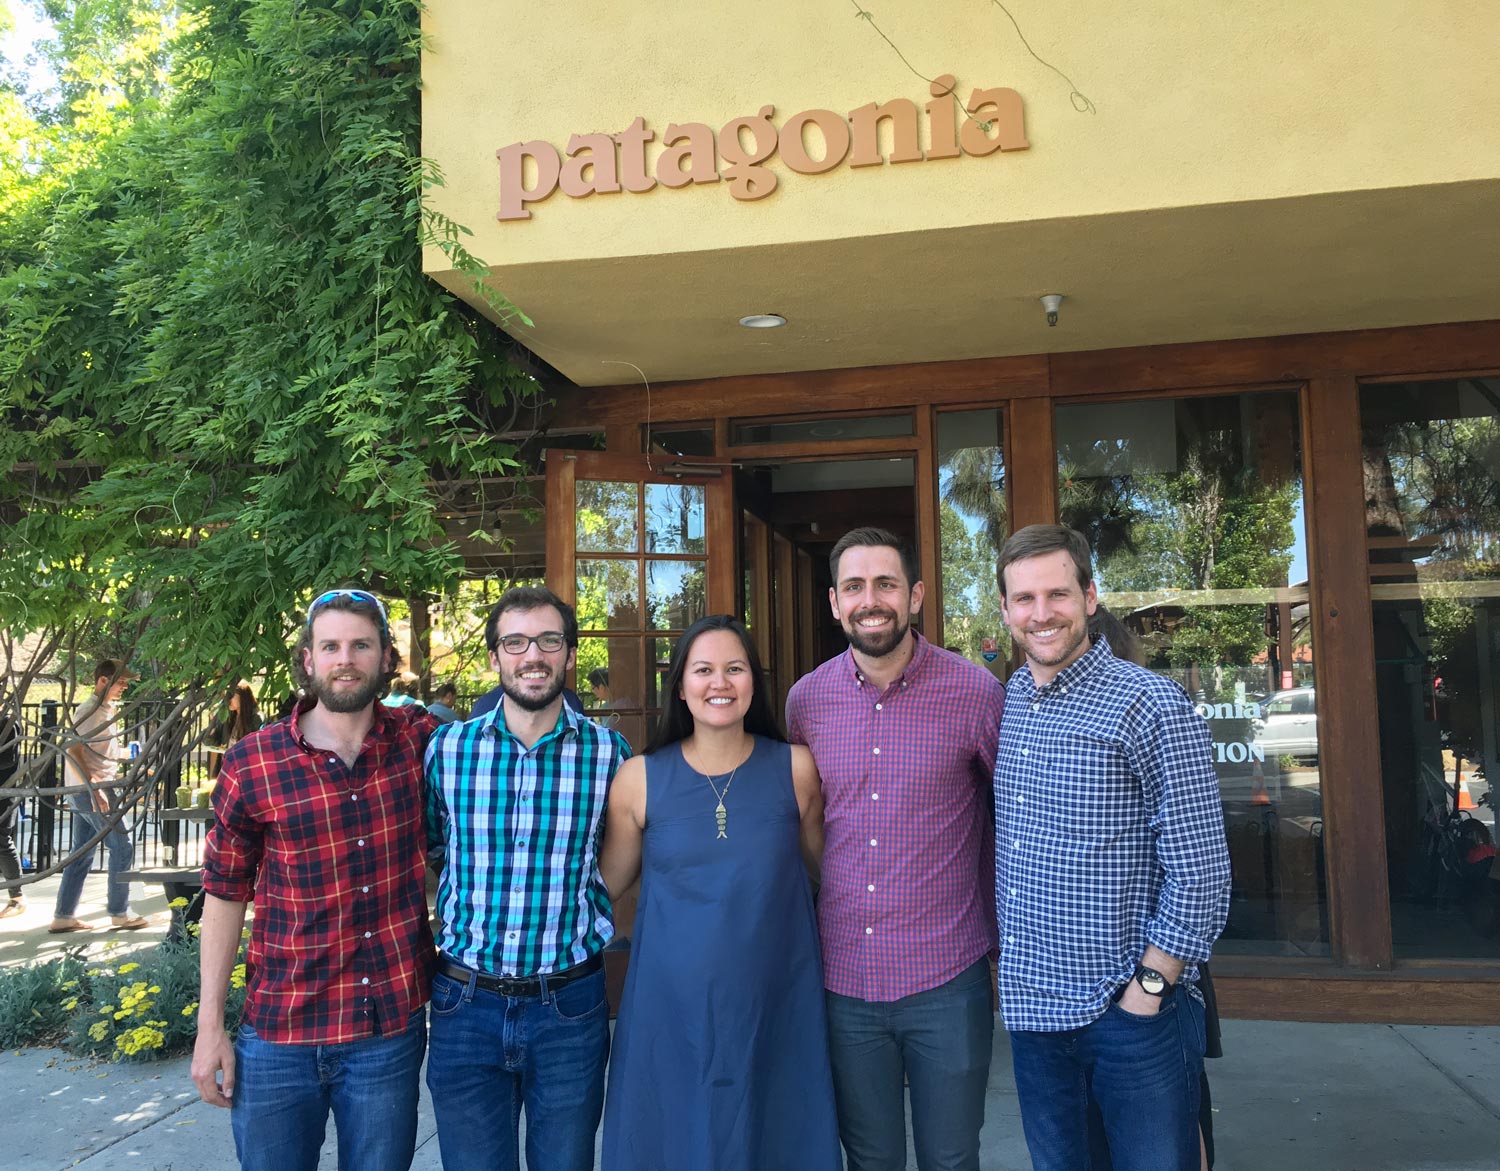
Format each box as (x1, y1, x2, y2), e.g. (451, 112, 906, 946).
(843, 607, 911, 659)
(307, 669, 384, 714)
(502, 669, 565, 712)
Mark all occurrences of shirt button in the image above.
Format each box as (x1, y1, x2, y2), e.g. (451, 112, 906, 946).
(1006, 935, 1016, 944)
(1013, 840, 1020, 849)
(508, 931, 518, 940)
(874, 703, 882, 711)
(1010, 888, 1017, 897)
(1017, 795, 1025, 804)
(872, 747, 880, 755)
(870, 838, 878, 846)
(865, 927, 873, 935)
(1020, 748, 1029, 756)
(867, 884, 875, 892)
(328, 757, 337, 764)
(361, 977, 370, 985)
(361, 886, 369, 893)
(364, 931, 372, 938)
(351, 794, 358, 801)
(514, 883, 523, 892)
(1031, 703, 1039, 711)
(518, 839, 527, 848)
(357, 839, 366, 846)
(871, 793, 879, 801)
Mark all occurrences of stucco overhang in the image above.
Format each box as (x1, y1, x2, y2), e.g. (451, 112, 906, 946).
(421, 2, 1500, 387)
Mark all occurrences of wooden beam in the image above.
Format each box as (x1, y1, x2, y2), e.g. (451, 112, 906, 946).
(1215, 971, 1500, 1025)
(1303, 376, 1392, 969)
(1006, 394, 1057, 532)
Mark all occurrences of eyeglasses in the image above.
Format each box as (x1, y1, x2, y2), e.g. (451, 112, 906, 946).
(496, 632, 567, 655)
(306, 589, 389, 631)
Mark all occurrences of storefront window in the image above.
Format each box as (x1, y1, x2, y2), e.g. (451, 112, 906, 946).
(1056, 391, 1324, 956)
(937, 409, 1009, 674)
(1362, 379, 1500, 959)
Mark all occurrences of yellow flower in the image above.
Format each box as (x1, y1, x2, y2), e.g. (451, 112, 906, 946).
(62, 980, 79, 990)
(168, 897, 188, 909)
(229, 963, 247, 990)
(62, 998, 79, 1012)
(114, 1011, 128, 1020)
(148, 986, 161, 994)
(118, 962, 139, 974)
(99, 1005, 115, 1014)
(88, 1021, 109, 1042)
(182, 1002, 199, 1017)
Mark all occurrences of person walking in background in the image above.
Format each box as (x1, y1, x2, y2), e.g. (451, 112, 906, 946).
(0, 711, 24, 919)
(993, 526, 1230, 1171)
(599, 614, 840, 1171)
(787, 527, 1005, 1171)
(423, 586, 630, 1171)
(49, 660, 146, 933)
(191, 588, 437, 1171)
(382, 672, 422, 707)
(426, 682, 462, 724)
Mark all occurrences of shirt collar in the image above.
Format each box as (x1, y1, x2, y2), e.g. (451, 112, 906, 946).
(288, 695, 395, 754)
(846, 629, 932, 688)
(1031, 633, 1113, 695)
(484, 695, 578, 743)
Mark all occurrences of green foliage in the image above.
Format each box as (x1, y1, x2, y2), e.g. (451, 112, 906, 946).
(0, 950, 88, 1048)
(1, 0, 539, 689)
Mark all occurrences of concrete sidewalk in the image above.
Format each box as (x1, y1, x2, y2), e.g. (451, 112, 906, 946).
(3, 1018, 1498, 1170)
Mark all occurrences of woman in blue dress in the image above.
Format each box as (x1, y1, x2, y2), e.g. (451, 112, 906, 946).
(600, 614, 841, 1171)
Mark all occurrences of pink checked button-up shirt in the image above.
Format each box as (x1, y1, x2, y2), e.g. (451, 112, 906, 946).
(787, 633, 1005, 1001)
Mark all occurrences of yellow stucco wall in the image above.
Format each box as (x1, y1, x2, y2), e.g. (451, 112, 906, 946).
(422, 1, 1499, 265)
(420, 2, 1500, 384)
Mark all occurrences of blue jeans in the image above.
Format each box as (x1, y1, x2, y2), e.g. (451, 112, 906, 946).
(1010, 992, 1206, 1171)
(824, 957, 994, 1171)
(230, 1009, 426, 1171)
(425, 964, 610, 1171)
(54, 797, 134, 918)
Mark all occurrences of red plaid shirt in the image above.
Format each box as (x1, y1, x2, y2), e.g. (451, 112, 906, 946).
(203, 701, 437, 1044)
(787, 633, 1004, 1001)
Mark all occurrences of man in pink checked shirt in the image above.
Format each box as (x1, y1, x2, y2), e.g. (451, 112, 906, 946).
(787, 526, 1006, 1171)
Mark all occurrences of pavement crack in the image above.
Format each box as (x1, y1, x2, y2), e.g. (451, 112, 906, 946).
(1390, 1026, 1500, 1123)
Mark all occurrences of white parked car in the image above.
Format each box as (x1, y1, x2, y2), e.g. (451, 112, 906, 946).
(1254, 687, 1319, 761)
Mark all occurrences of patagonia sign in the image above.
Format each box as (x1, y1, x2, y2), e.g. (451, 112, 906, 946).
(495, 75, 1029, 221)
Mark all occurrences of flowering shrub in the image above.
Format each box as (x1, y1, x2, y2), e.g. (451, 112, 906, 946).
(62, 928, 249, 1062)
(0, 909, 250, 1062)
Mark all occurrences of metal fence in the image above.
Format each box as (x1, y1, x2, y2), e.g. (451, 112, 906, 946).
(3, 698, 222, 877)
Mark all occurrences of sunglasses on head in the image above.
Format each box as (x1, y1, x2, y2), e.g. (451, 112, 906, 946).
(306, 589, 389, 632)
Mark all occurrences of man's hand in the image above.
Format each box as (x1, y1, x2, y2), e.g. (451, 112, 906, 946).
(1115, 978, 1164, 1017)
(191, 1025, 235, 1107)
(90, 786, 109, 814)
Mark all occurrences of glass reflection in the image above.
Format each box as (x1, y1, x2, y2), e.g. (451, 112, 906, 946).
(575, 559, 641, 632)
(1363, 379, 1500, 959)
(1056, 391, 1325, 956)
(577, 481, 638, 553)
(646, 560, 707, 631)
(937, 409, 1009, 674)
(645, 483, 706, 554)
(575, 636, 642, 734)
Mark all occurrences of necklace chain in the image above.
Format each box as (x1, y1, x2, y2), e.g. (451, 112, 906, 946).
(691, 743, 748, 841)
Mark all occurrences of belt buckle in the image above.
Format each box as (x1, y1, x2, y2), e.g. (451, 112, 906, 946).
(495, 975, 535, 997)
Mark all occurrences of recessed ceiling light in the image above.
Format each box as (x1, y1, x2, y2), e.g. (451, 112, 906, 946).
(738, 313, 787, 329)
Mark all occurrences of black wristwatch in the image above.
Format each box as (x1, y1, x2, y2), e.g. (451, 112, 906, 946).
(1133, 966, 1173, 997)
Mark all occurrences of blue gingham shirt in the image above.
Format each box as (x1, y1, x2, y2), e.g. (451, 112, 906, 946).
(424, 700, 630, 977)
(995, 636, 1231, 1032)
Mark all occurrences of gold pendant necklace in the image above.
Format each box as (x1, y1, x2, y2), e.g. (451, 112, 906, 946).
(702, 764, 739, 840)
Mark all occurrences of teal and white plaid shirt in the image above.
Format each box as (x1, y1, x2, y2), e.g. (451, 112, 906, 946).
(424, 700, 631, 976)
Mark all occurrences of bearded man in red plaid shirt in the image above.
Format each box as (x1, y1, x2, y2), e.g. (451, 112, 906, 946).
(191, 588, 438, 1171)
(787, 527, 1006, 1171)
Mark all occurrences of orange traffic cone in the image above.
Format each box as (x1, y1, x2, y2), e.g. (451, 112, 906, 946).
(1250, 757, 1271, 806)
(1458, 773, 1478, 811)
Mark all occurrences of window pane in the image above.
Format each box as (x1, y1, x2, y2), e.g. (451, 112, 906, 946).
(645, 482, 706, 554)
(646, 559, 707, 630)
(648, 423, 715, 457)
(647, 636, 676, 708)
(575, 558, 640, 631)
(577, 480, 638, 553)
(1362, 378, 1500, 960)
(575, 637, 644, 724)
(937, 409, 1009, 674)
(1057, 390, 1324, 957)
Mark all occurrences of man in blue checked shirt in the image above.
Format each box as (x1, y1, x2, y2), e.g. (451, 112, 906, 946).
(993, 525, 1231, 1171)
(423, 586, 630, 1171)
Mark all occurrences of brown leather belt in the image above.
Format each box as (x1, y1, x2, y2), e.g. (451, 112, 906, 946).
(437, 952, 602, 999)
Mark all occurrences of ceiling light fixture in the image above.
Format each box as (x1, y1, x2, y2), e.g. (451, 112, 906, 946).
(1040, 293, 1064, 327)
(738, 313, 787, 329)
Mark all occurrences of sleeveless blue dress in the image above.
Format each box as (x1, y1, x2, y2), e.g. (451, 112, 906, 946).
(601, 736, 841, 1171)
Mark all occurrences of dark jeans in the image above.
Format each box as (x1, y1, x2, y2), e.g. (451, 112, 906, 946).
(1011, 992, 1206, 1171)
(824, 957, 994, 1171)
(0, 800, 21, 898)
(425, 965, 610, 1171)
(230, 1009, 426, 1171)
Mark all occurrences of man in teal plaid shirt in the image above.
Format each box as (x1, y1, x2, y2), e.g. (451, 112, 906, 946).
(423, 585, 631, 1171)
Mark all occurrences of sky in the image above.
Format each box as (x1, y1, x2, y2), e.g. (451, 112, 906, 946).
(0, 1, 58, 94)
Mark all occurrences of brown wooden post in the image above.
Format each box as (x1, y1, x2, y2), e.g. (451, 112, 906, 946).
(1007, 394, 1058, 531)
(1303, 376, 1392, 970)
